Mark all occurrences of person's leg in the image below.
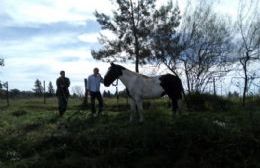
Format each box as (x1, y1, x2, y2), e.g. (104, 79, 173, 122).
(96, 91, 104, 114)
(57, 96, 62, 115)
(90, 91, 96, 114)
(63, 96, 68, 112)
(58, 95, 66, 116)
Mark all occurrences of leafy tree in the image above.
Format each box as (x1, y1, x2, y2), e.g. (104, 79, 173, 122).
(92, 0, 176, 73)
(149, 2, 181, 75)
(236, 0, 260, 106)
(47, 81, 55, 97)
(33, 79, 43, 96)
(9, 89, 21, 97)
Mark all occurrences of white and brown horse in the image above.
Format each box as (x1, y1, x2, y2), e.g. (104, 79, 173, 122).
(104, 63, 184, 122)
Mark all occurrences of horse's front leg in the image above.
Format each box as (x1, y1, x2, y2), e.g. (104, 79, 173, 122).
(129, 98, 136, 122)
(135, 98, 144, 123)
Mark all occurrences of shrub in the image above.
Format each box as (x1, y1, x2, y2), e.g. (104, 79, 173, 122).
(186, 92, 232, 112)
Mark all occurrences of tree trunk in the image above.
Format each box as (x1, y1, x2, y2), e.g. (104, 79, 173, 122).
(129, 0, 139, 73)
(135, 54, 139, 73)
(184, 62, 191, 94)
(242, 52, 250, 106)
(242, 64, 248, 106)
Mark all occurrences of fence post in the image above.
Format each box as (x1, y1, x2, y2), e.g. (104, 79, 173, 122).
(83, 78, 88, 107)
(6, 82, 9, 106)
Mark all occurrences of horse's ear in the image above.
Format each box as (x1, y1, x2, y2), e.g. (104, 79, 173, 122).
(111, 62, 114, 66)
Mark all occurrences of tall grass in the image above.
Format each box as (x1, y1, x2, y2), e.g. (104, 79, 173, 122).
(0, 97, 259, 168)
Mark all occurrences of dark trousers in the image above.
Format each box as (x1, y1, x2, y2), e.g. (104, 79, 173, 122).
(57, 95, 68, 116)
(90, 91, 103, 114)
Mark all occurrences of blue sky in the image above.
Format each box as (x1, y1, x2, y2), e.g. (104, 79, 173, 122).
(0, 0, 242, 94)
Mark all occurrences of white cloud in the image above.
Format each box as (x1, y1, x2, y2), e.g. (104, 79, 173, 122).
(1, 0, 113, 25)
(78, 33, 99, 43)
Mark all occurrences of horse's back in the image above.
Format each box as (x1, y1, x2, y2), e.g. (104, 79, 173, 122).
(159, 74, 183, 100)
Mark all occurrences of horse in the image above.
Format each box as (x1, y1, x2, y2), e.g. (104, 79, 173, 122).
(104, 62, 184, 122)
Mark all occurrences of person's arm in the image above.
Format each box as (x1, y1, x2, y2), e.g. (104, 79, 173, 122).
(98, 73, 104, 83)
(67, 78, 70, 87)
(56, 78, 59, 88)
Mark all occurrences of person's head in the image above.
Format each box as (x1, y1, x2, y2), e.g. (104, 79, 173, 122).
(93, 68, 99, 75)
(60, 70, 65, 77)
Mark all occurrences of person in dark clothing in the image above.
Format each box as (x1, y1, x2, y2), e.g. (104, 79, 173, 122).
(56, 70, 70, 116)
(87, 68, 104, 117)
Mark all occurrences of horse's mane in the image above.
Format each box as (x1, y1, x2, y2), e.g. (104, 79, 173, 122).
(123, 67, 150, 79)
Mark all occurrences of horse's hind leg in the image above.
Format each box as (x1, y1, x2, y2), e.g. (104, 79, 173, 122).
(177, 99, 182, 115)
(171, 99, 178, 116)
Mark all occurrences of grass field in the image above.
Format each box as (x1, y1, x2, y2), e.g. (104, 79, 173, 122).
(0, 97, 260, 168)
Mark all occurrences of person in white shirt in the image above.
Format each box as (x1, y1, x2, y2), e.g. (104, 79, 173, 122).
(87, 67, 104, 116)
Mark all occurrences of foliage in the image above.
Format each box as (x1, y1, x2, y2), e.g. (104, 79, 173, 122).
(32, 79, 43, 97)
(186, 92, 233, 112)
(47, 81, 55, 97)
(92, 0, 154, 72)
(149, 1, 181, 75)
(0, 97, 260, 168)
(92, 0, 180, 73)
(0, 58, 4, 66)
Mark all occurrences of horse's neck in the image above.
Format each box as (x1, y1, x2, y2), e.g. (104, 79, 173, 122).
(119, 69, 139, 88)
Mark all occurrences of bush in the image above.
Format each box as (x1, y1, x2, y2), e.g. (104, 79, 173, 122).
(186, 92, 232, 112)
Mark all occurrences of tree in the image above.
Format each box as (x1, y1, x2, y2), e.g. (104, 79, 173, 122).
(47, 81, 55, 97)
(236, 0, 260, 106)
(71, 86, 84, 97)
(33, 79, 43, 96)
(150, 2, 182, 75)
(0, 58, 3, 66)
(178, 1, 232, 93)
(92, 0, 173, 73)
(0, 58, 4, 89)
(9, 89, 21, 98)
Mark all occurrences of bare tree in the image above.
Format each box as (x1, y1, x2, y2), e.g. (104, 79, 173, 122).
(179, 1, 233, 93)
(71, 86, 84, 97)
(236, 0, 260, 106)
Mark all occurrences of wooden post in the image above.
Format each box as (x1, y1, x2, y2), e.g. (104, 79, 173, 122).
(6, 82, 9, 107)
(83, 78, 88, 107)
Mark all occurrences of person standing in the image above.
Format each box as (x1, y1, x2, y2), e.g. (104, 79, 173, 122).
(56, 70, 70, 116)
(87, 67, 104, 117)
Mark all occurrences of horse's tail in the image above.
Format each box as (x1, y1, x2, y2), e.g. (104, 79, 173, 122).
(170, 72, 188, 108)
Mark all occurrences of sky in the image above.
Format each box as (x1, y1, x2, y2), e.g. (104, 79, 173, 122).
(0, 0, 242, 94)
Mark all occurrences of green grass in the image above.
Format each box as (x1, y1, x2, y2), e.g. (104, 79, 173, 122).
(0, 97, 260, 168)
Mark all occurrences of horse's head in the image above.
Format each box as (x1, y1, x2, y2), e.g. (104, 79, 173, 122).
(104, 62, 125, 87)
